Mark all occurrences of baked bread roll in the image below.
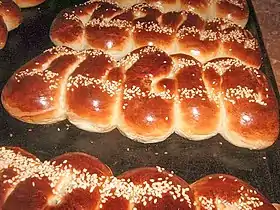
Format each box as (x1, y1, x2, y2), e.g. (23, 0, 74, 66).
(66, 49, 123, 133)
(12, 0, 46, 8)
(172, 54, 220, 140)
(102, 167, 195, 209)
(1, 46, 83, 124)
(50, 1, 259, 67)
(2, 46, 279, 149)
(117, 47, 176, 142)
(4, 151, 112, 209)
(203, 58, 279, 149)
(0, 0, 47, 49)
(0, 147, 41, 206)
(0, 0, 22, 49)
(0, 146, 277, 209)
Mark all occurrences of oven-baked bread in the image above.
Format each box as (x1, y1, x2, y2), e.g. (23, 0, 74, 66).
(59, 0, 249, 27)
(12, 0, 45, 8)
(114, 0, 249, 27)
(2, 46, 278, 149)
(50, 1, 258, 67)
(0, 0, 22, 49)
(0, 0, 47, 49)
(0, 146, 277, 209)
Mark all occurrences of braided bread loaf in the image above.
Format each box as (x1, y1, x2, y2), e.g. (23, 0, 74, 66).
(50, 1, 259, 67)
(113, 0, 249, 26)
(0, 146, 277, 209)
(2, 46, 279, 149)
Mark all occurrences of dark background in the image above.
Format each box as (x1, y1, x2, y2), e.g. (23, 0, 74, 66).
(0, 0, 279, 203)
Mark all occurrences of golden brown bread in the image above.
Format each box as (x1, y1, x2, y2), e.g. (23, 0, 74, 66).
(1, 47, 82, 124)
(214, 0, 249, 27)
(4, 150, 112, 209)
(0, 16, 7, 49)
(203, 58, 279, 149)
(172, 54, 220, 140)
(0, 0, 47, 49)
(12, 0, 45, 8)
(0, 146, 277, 209)
(118, 47, 176, 142)
(0, 147, 41, 206)
(0, 0, 22, 49)
(2, 46, 279, 149)
(114, 0, 249, 26)
(66, 49, 123, 132)
(50, 1, 258, 67)
(191, 174, 276, 209)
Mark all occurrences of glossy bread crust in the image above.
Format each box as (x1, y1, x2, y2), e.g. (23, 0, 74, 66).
(0, 146, 276, 209)
(12, 0, 46, 8)
(0, 16, 7, 49)
(115, 0, 249, 25)
(2, 46, 279, 149)
(1, 47, 82, 124)
(50, 1, 257, 66)
(0, 0, 47, 49)
(0, 0, 22, 49)
(203, 58, 279, 149)
(191, 174, 276, 209)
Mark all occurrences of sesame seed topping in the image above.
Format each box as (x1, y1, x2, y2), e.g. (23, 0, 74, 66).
(86, 18, 132, 29)
(62, 12, 80, 22)
(0, 147, 270, 209)
(134, 20, 174, 35)
(51, 0, 254, 59)
(0, 148, 193, 207)
(14, 68, 60, 90)
(67, 74, 122, 96)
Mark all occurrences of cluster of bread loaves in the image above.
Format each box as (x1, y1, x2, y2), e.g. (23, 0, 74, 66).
(0, 146, 278, 209)
(1, 45, 279, 149)
(50, 0, 258, 65)
(0, 0, 46, 49)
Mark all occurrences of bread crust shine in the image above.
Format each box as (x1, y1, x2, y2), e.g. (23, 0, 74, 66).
(50, 1, 258, 67)
(2, 46, 279, 149)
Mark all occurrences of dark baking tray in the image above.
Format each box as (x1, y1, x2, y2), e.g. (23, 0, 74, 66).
(0, 0, 279, 204)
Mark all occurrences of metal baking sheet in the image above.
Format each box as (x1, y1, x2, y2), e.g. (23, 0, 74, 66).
(0, 0, 279, 203)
